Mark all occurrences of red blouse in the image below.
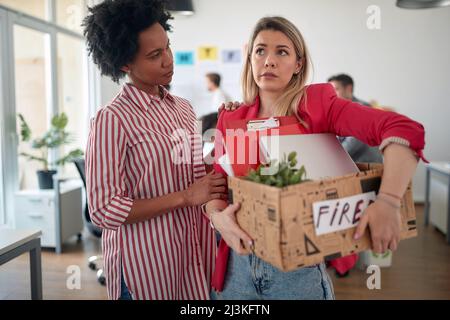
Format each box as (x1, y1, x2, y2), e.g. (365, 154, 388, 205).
(211, 83, 426, 291)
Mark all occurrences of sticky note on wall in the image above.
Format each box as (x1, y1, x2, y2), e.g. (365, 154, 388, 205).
(175, 51, 194, 65)
(198, 46, 218, 61)
(222, 50, 241, 63)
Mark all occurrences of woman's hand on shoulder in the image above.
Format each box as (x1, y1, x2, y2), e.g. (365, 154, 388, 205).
(218, 101, 243, 114)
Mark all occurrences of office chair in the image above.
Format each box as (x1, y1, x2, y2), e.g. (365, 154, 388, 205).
(73, 158, 106, 286)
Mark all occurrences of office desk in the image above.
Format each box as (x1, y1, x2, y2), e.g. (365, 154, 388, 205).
(424, 162, 450, 244)
(0, 228, 42, 299)
(15, 178, 83, 254)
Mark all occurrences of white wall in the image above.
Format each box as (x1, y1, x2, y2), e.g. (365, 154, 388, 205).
(100, 76, 121, 106)
(101, 0, 450, 201)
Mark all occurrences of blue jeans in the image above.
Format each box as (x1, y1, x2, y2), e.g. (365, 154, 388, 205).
(119, 270, 132, 300)
(210, 250, 335, 300)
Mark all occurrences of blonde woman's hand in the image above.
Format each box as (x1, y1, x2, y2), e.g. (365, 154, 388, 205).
(218, 101, 243, 114)
(211, 203, 253, 255)
(353, 199, 401, 253)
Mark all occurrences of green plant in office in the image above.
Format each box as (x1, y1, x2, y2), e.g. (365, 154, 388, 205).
(245, 151, 309, 188)
(18, 112, 84, 189)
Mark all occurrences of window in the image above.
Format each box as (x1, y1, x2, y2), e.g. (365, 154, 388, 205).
(14, 25, 51, 190)
(0, 0, 48, 21)
(0, 2, 93, 225)
(56, 0, 87, 34)
(57, 33, 88, 177)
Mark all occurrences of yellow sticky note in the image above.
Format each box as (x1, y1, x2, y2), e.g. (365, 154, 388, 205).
(198, 46, 218, 61)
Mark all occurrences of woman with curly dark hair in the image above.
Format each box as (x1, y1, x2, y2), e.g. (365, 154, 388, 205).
(83, 0, 226, 300)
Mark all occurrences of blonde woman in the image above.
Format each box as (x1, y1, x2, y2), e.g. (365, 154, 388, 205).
(205, 16, 426, 300)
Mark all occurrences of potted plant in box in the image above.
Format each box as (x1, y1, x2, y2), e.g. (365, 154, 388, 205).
(17, 112, 84, 189)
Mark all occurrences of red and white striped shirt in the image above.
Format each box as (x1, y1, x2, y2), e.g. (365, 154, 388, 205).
(85, 83, 215, 300)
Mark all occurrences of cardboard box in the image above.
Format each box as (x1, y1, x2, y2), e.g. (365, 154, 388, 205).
(228, 163, 417, 272)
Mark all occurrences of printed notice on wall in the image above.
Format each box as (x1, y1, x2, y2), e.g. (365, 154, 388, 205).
(312, 191, 376, 236)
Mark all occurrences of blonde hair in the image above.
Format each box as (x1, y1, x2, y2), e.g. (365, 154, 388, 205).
(241, 16, 311, 119)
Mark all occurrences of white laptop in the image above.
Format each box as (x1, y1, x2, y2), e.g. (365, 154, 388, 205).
(259, 133, 359, 180)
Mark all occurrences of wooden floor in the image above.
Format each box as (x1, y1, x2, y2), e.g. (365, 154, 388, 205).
(0, 231, 108, 300)
(329, 204, 450, 299)
(1, 204, 449, 300)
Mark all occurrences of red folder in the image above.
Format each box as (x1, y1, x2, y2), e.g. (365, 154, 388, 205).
(223, 116, 306, 176)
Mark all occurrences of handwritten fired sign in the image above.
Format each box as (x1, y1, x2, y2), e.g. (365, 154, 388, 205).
(312, 191, 377, 236)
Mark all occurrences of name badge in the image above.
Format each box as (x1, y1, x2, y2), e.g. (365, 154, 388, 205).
(247, 117, 280, 131)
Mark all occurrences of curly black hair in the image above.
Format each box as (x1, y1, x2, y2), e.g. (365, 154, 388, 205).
(82, 0, 173, 83)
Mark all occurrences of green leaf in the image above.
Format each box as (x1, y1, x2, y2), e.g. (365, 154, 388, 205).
(17, 114, 31, 142)
(288, 171, 301, 185)
(281, 167, 290, 181)
(51, 112, 68, 130)
(279, 163, 288, 175)
(298, 165, 306, 180)
(243, 150, 308, 188)
(31, 138, 47, 149)
(55, 149, 84, 166)
(275, 176, 284, 188)
(288, 151, 297, 162)
(289, 158, 297, 167)
(46, 130, 73, 148)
